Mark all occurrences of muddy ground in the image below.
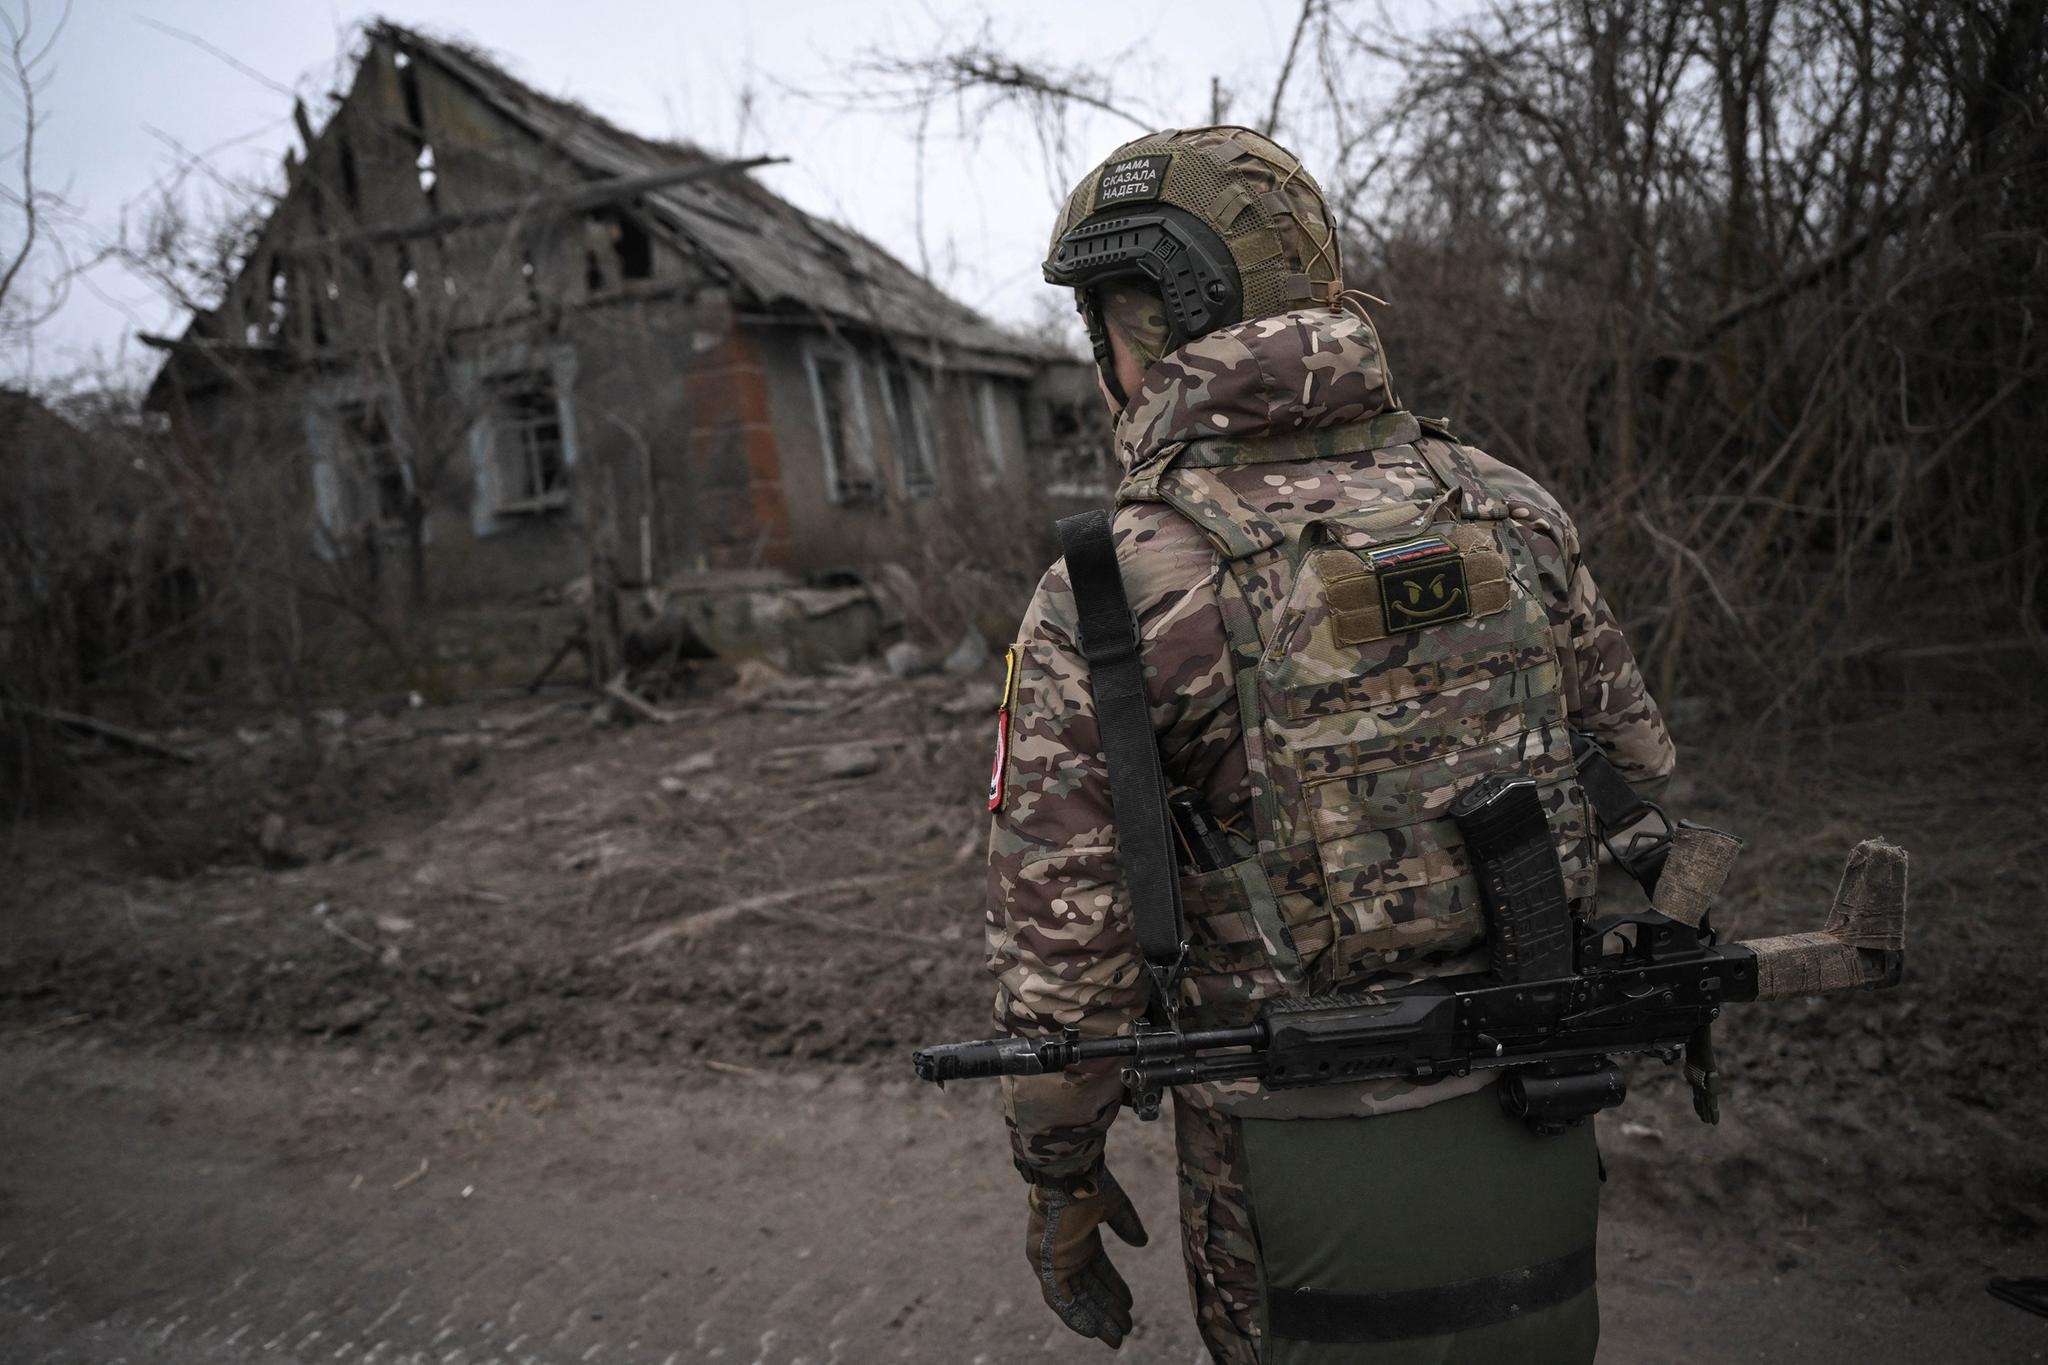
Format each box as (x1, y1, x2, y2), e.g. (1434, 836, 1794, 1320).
(2, 663, 2045, 1361)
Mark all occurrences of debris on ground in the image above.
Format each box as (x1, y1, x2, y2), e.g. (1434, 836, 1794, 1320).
(651, 568, 892, 675)
(941, 630, 989, 675)
(885, 639, 935, 678)
(2, 679, 2040, 1279)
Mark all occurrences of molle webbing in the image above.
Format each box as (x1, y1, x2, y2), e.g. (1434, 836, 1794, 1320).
(1287, 496, 1588, 980)
(1116, 417, 1595, 1016)
(1179, 855, 1303, 984)
(1215, 565, 1289, 861)
(1201, 564, 1314, 997)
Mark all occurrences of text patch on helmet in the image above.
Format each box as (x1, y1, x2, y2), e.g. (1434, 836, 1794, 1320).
(1096, 153, 1172, 209)
(1370, 537, 1471, 631)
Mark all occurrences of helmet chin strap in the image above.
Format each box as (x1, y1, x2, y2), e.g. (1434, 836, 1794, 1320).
(1079, 291, 1130, 410)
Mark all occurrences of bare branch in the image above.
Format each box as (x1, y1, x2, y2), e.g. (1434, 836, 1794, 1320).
(925, 47, 1153, 131)
(1262, 0, 1320, 137)
(134, 15, 296, 98)
(0, 1, 48, 315)
(825, 28, 1156, 136)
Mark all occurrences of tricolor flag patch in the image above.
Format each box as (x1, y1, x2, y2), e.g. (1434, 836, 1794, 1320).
(1367, 535, 1454, 569)
(988, 646, 1021, 812)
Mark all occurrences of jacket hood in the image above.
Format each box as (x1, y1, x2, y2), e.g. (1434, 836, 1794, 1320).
(1113, 306, 1396, 473)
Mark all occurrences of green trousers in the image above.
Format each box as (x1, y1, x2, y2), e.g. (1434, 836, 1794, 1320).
(1237, 1089, 1601, 1365)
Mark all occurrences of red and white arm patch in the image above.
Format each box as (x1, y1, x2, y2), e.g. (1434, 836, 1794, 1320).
(987, 646, 1020, 812)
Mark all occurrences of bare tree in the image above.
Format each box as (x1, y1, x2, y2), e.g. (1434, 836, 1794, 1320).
(0, 0, 75, 367)
(819, 0, 2047, 712)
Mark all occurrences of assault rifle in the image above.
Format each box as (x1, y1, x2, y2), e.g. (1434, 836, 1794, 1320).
(913, 771, 1907, 1131)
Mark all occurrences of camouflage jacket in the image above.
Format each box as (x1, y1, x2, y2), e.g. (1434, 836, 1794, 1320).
(985, 307, 1676, 1178)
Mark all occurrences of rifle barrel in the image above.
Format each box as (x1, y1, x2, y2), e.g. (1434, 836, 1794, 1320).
(912, 1023, 1263, 1084)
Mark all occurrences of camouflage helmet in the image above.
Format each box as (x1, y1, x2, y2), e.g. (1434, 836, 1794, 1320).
(1043, 125, 1343, 402)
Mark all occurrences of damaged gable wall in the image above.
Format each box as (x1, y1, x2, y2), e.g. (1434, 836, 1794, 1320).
(172, 31, 782, 622)
(145, 24, 1108, 689)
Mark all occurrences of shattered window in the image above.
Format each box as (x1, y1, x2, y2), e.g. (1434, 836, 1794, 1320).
(805, 347, 878, 505)
(336, 402, 407, 526)
(338, 139, 361, 211)
(1043, 398, 1114, 499)
(976, 378, 1015, 473)
(265, 258, 290, 343)
(489, 373, 570, 514)
(1048, 400, 1083, 441)
(591, 207, 654, 282)
(884, 361, 936, 498)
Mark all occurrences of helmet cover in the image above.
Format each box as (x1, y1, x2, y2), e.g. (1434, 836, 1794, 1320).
(1045, 125, 1343, 399)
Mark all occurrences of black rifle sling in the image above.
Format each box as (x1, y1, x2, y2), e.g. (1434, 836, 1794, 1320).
(1570, 730, 1652, 833)
(1570, 730, 1721, 1122)
(1570, 728, 1665, 896)
(1055, 510, 1189, 1020)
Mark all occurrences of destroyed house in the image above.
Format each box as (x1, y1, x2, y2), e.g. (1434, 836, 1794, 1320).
(143, 23, 1106, 623)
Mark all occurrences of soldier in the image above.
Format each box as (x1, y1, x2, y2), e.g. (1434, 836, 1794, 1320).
(983, 126, 1676, 1363)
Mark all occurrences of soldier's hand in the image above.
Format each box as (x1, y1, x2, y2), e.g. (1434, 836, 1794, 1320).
(1024, 1165, 1148, 1349)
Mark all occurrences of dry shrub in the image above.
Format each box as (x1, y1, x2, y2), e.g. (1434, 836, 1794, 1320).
(0, 386, 209, 814)
(889, 478, 1070, 648)
(1322, 0, 2047, 712)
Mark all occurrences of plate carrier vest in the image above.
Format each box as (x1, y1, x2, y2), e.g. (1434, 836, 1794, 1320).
(1116, 411, 1598, 1026)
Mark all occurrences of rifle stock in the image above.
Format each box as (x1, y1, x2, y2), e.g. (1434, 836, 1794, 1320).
(1741, 838, 1907, 1000)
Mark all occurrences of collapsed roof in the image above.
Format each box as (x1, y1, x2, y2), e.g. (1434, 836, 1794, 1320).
(146, 20, 1053, 407)
(380, 23, 1035, 365)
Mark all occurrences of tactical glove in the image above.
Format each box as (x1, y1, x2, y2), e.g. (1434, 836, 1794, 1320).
(1024, 1165, 1148, 1348)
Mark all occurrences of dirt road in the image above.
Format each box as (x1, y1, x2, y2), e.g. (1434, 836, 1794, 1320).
(3, 679, 2044, 1361)
(2, 1037, 2039, 1365)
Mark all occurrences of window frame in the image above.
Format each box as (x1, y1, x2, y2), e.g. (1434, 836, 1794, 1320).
(462, 349, 580, 536)
(804, 342, 881, 505)
(880, 358, 938, 498)
(306, 389, 429, 561)
(1042, 396, 1115, 500)
(486, 370, 572, 517)
(335, 398, 411, 529)
(976, 376, 1015, 476)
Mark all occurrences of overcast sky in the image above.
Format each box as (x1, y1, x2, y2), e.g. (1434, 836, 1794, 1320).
(1, 0, 1438, 391)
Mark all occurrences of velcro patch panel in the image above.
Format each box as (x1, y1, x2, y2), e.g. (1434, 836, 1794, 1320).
(1096, 153, 1172, 208)
(1321, 524, 1511, 645)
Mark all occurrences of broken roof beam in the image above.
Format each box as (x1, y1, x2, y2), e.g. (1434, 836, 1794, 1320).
(136, 331, 282, 357)
(279, 155, 788, 254)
